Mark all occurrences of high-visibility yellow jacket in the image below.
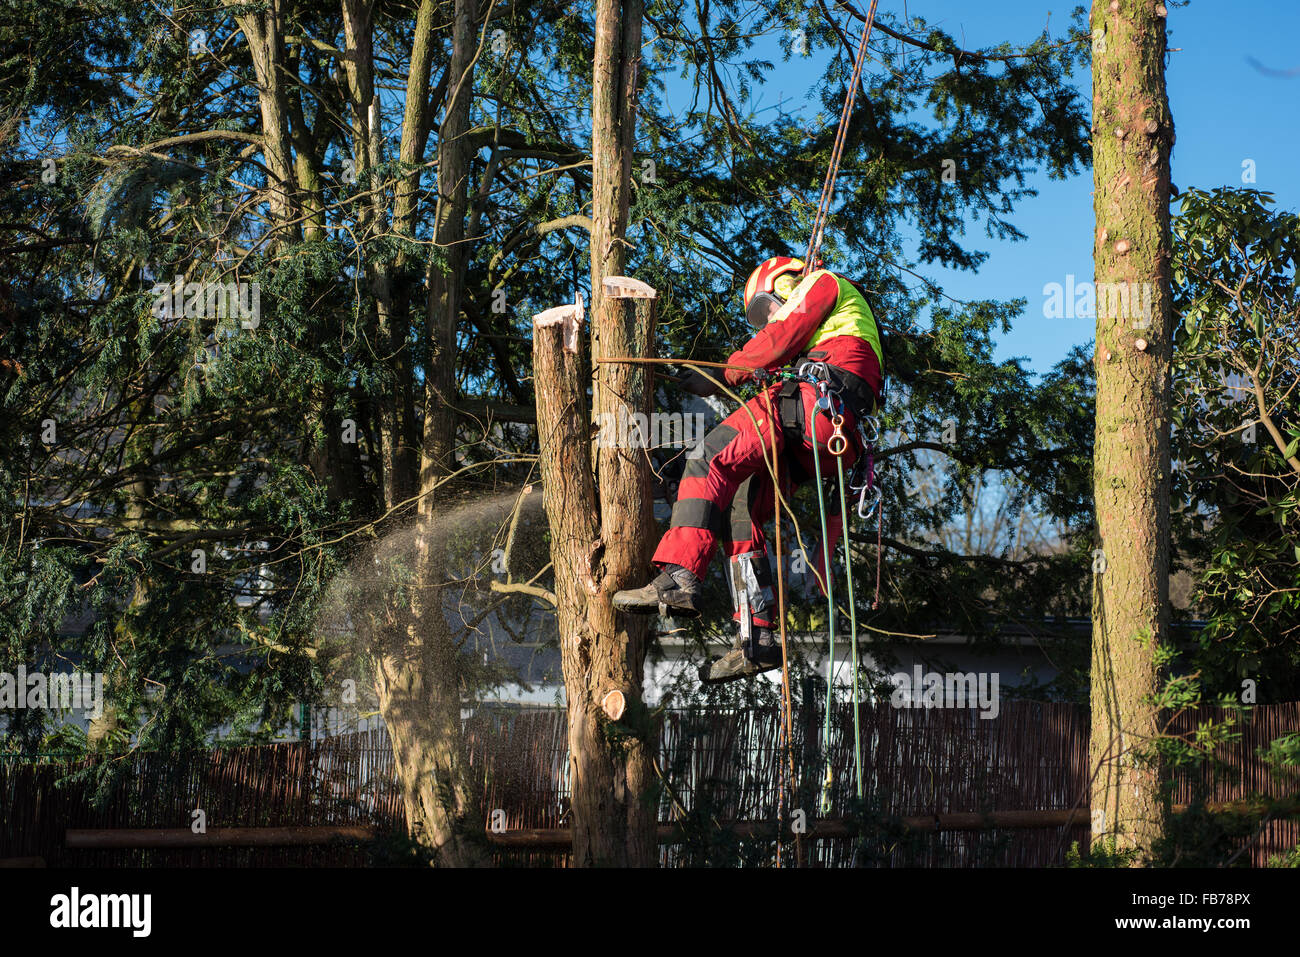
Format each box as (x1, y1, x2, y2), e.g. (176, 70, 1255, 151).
(727, 269, 883, 410)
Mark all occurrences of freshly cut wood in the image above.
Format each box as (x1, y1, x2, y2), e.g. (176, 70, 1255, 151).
(601, 689, 627, 720)
(602, 275, 657, 299)
(533, 292, 584, 354)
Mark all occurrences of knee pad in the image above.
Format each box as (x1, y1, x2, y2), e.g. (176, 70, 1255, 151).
(727, 550, 775, 641)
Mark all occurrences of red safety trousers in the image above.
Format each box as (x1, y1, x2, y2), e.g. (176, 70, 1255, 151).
(651, 379, 857, 628)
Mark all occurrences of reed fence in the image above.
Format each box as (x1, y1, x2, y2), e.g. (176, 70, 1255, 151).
(3, 702, 1296, 867)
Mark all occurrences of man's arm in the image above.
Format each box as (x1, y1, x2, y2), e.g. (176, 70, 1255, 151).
(725, 271, 839, 383)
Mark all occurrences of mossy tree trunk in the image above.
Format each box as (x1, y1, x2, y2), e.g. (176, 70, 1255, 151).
(1088, 0, 1175, 857)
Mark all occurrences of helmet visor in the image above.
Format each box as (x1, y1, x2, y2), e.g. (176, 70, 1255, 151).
(746, 291, 783, 331)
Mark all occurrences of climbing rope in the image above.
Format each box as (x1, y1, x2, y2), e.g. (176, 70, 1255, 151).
(805, 378, 837, 813)
(803, 0, 882, 275)
(797, 365, 872, 811)
(761, 388, 801, 868)
(788, 0, 886, 792)
(833, 431, 865, 802)
(595, 355, 883, 828)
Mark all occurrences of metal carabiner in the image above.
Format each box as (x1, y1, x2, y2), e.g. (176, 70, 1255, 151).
(858, 414, 880, 446)
(857, 483, 882, 520)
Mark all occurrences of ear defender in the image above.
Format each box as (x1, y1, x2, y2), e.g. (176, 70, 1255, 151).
(772, 273, 800, 301)
(746, 292, 782, 330)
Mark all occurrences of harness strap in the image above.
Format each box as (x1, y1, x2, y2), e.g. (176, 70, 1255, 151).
(777, 378, 810, 485)
(795, 351, 878, 422)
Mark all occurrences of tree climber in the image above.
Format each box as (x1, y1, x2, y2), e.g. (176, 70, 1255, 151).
(613, 256, 885, 683)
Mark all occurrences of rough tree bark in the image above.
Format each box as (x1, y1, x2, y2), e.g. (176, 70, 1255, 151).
(531, 0, 658, 868)
(370, 0, 485, 866)
(1088, 0, 1174, 856)
(222, 0, 297, 241)
(533, 289, 658, 868)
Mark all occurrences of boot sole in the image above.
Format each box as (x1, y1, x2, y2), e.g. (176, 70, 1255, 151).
(698, 654, 782, 685)
(612, 593, 701, 618)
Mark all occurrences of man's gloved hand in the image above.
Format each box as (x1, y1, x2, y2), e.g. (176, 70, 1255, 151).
(727, 366, 771, 386)
(678, 368, 719, 397)
(723, 350, 750, 386)
(724, 344, 776, 387)
(726, 356, 772, 386)
(724, 366, 749, 386)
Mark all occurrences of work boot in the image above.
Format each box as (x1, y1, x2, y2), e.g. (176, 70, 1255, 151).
(612, 564, 702, 618)
(699, 628, 783, 685)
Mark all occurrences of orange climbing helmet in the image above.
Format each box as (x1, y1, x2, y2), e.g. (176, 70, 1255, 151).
(743, 256, 805, 329)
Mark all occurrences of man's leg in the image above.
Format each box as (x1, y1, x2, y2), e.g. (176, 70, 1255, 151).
(699, 474, 786, 684)
(724, 473, 778, 632)
(613, 386, 785, 616)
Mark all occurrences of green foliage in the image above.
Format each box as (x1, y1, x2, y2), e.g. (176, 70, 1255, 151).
(0, 0, 1095, 760)
(1066, 836, 1140, 868)
(1170, 187, 1300, 699)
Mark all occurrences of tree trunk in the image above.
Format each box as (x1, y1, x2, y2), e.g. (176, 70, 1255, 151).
(341, 0, 415, 509)
(1088, 0, 1175, 857)
(533, 292, 658, 868)
(370, 0, 485, 866)
(386, 0, 442, 502)
(223, 0, 297, 241)
(530, 0, 657, 867)
(93, 393, 155, 748)
(284, 40, 325, 244)
(589, 0, 642, 332)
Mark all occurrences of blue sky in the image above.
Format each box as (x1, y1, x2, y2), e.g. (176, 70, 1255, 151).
(660, 1, 1300, 377)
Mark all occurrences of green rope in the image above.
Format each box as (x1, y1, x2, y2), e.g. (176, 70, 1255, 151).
(781, 370, 867, 809)
(835, 452, 865, 800)
(809, 402, 837, 815)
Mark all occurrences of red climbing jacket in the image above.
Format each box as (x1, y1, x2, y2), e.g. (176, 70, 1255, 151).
(724, 268, 884, 408)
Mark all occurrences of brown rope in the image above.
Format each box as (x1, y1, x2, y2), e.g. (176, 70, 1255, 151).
(874, 493, 883, 611)
(803, 0, 881, 275)
(593, 357, 760, 373)
(763, 388, 800, 868)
